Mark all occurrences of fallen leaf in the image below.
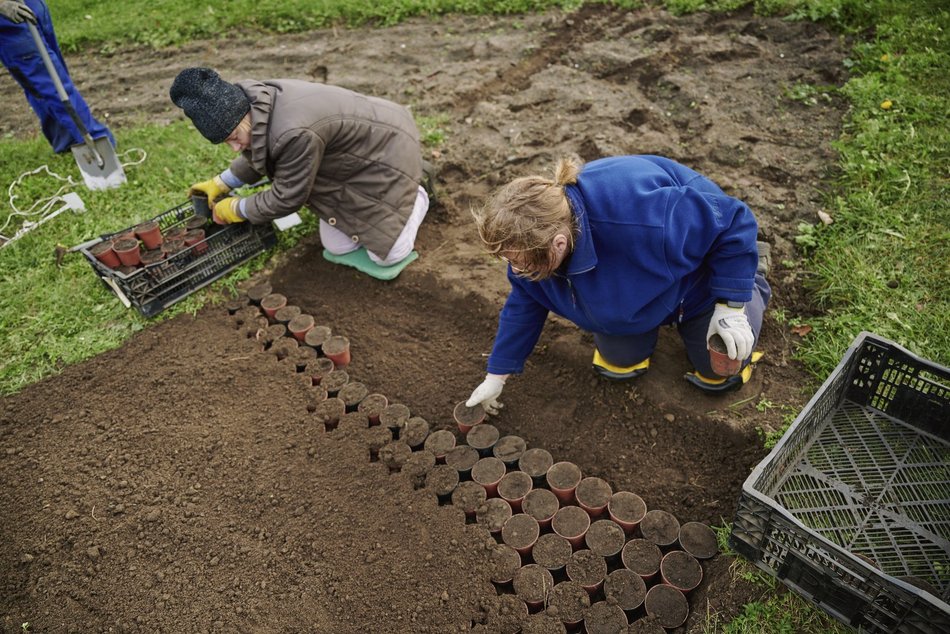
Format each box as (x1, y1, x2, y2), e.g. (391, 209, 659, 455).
(791, 324, 812, 337)
(817, 210, 833, 225)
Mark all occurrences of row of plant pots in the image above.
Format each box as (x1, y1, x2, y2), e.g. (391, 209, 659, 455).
(90, 214, 210, 270)
(223, 285, 717, 632)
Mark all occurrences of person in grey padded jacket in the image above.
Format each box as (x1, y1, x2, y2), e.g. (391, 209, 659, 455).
(170, 67, 428, 267)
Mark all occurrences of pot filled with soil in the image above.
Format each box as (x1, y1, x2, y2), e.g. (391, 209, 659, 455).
(547, 581, 590, 630)
(603, 568, 646, 614)
(139, 248, 165, 267)
(357, 393, 388, 425)
(551, 506, 591, 549)
(585, 519, 626, 561)
(183, 228, 207, 254)
(575, 476, 613, 518)
(621, 539, 662, 581)
(312, 397, 346, 432)
(260, 292, 288, 320)
(270, 337, 299, 361)
(379, 403, 411, 436)
(450, 480, 487, 519)
(497, 471, 533, 512)
(163, 225, 187, 243)
(274, 304, 302, 326)
(708, 333, 741, 376)
(518, 448, 553, 486)
(521, 488, 559, 530)
(185, 214, 207, 232)
(246, 281, 272, 306)
(565, 549, 607, 595)
(660, 550, 703, 593)
(365, 426, 394, 462)
(426, 463, 460, 502)
(336, 411, 368, 435)
(444, 445, 480, 479)
(90, 239, 120, 268)
(489, 543, 523, 586)
(337, 381, 369, 412)
(492, 435, 527, 467)
(546, 461, 583, 503)
(135, 221, 163, 250)
(320, 369, 349, 397)
(583, 602, 628, 634)
(476, 497, 512, 534)
(305, 357, 336, 386)
(643, 584, 689, 629)
(423, 429, 457, 464)
(402, 449, 436, 490)
(401, 416, 430, 450)
(113, 238, 141, 267)
(678, 521, 719, 560)
(379, 440, 413, 474)
(303, 325, 332, 351)
(512, 563, 553, 612)
(471, 456, 507, 497)
(608, 491, 647, 535)
(502, 513, 541, 558)
(639, 509, 681, 548)
(224, 294, 249, 315)
(322, 335, 351, 368)
(191, 193, 212, 218)
(530, 532, 572, 576)
(287, 314, 315, 342)
(453, 400, 486, 434)
(289, 345, 317, 371)
(163, 238, 186, 257)
(465, 423, 500, 457)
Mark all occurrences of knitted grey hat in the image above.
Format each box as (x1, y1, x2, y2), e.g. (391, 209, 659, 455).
(169, 67, 250, 144)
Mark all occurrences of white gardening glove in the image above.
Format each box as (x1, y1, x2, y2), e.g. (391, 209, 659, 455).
(707, 303, 754, 361)
(0, 1, 37, 23)
(466, 373, 509, 416)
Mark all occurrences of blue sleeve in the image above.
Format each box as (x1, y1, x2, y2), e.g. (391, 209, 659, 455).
(486, 278, 549, 375)
(666, 188, 759, 302)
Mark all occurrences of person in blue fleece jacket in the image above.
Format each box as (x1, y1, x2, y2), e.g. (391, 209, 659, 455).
(465, 155, 771, 414)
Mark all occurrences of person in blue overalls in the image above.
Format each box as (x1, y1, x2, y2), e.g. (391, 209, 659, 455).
(0, 0, 114, 153)
(465, 155, 772, 415)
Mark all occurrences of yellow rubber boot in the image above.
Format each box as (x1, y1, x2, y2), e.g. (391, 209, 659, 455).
(592, 349, 650, 380)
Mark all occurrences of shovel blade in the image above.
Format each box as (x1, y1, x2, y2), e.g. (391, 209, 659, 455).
(71, 136, 126, 191)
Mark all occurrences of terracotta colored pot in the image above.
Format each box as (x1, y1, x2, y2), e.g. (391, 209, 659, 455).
(89, 239, 120, 268)
(450, 480, 487, 519)
(357, 393, 388, 426)
(546, 461, 582, 504)
(246, 281, 272, 305)
(497, 471, 533, 512)
(640, 509, 681, 548)
(603, 568, 647, 613)
(679, 521, 719, 560)
(547, 581, 590, 630)
(585, 519, 626, 561)
(492, 435, 527, 467)
(608, 491, 647, 534)
(323, 335, 351, 368)
(274, 304, 302, 326)
(139, 249, 166, 267)
(113, 238, 141, 267)
(423, 429, 456, 464)
(518, 448, 553, 486)
(453, 400, 485, 434)
(401, 416, 430, 450)
(287, 314, 315, 342)
(551, 506, 591, 549)
(260, 293, 288, 320)
(583, 602, 628, 634)
(488, 543, 522, 585)
(163, 225, 186, 243)
(621, 539, 662, 581)
(575, 476, 612, 518)
(135, 221, 163, 250)
(444, 445, 480, 479)
(306, 357, 335, 386)
(475, 497, 512, 534)
(502, 513, 540, 556)
(163, 238, 186, 256)
(471, 456, 506, 497)
(531, 532, 572, 574)
(512, 563, 551, 611)
(185, 214, 207, 231)
(183, 228, 207, 255)
(708, 333, 742, 376)
(304, 325, 332, 350)
(566, 549, 607, 595)
(521, 488, 559, 530)
(465, 423, 499, 457)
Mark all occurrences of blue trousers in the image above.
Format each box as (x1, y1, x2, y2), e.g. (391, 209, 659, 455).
(594, 273, 772, 378)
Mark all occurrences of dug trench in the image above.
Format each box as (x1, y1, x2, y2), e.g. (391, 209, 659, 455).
(0, 3, 850, 631)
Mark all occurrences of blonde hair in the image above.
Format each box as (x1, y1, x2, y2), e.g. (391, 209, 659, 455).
(473, 157, 582, 280)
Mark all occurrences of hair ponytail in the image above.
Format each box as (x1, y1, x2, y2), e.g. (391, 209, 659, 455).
(554, 157, 580, 187)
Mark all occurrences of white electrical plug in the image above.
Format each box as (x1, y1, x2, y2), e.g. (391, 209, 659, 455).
(62, 192, 85, 212)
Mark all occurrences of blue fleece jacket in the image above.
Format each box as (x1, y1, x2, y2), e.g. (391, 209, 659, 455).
(486, 155, 760, 375)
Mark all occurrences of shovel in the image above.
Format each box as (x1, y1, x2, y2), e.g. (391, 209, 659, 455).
(24, 9, 126, 190)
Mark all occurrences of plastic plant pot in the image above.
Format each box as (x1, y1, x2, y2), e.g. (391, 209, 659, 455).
(566, 549, 607, 595)
(321, 369, 349, 397)
(224, 295, 249, 315)
(497, 471, 533, 512)
(660, 550, 703, 593)
(163, 238, 186, 257)
(547, 581, 590, 630)
(521, 488, 559, 530)
(322, 335, 351, 368)
(139, 249, 165, 266)
(260, 293, 288, 320)
(113, 238, 141, 267)
(551, 506, 591, 549)
(427, 464, 460, 502)
(492, 435, 527, 467)
(575, 476, 613, 518)
(546, 461, 583, 504)
(115, 265, 137, 276)
(163, 225, 187, 243)
(305, 357, 335, 386)
(502, 513, 540, 557)
(708, 333, 742, 376)
(471, 456, 506, 497)
(451, 480, 487, 519)
(518, 448, 553, 486)
(643, 584, 689, 630)
(403, 449, 436, 490)
(621, 539, 662, 581)
(304, 325, 332, 351)
(185, 214, 208, 231)
(465, 423, 500, 457)
(246, 281, 272, 305)
(585, 519, 626, 561)
(476, 497, 512, 535)
(489, 543, 523, 586)
(379, 440, 413, 474)
(401, 416, 430, 450)
(90, 240, 120, 268)
(488, 595, 529, 633)
(183, 228, 206, 254)
(357, 393, 388, 426)
(453, 400, 485, 434)
(273, 304, 301, 326)
(337, 381, 369, 412)
(366, 426, 394, 462)
(678, 521, 719, 560)
(604, 568, 646, 613)
(135, 221, 163, 250)
(531, 533, 572, 575)
(336, 410, 366, 434)
(608, 491, 647, 534)
(287, 314, 315, 342)
(379, 403, 411, 436)
(312, 397, 346, 432)
(512, 563, 553, 612)
(423, 429, 457, 464)
(444, 445, 480, 479)
(640, 509, 681, 548)
(289, 345, 317, 370)
(270, 337, 299, 361)
(191, 193, 212, 218)
(583, 602, 628, 634)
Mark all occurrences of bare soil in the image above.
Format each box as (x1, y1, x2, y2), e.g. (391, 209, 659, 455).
(0, 4, 848, 632)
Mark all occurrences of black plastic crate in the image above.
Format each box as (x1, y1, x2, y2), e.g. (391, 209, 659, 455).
(81, 201, 276, 317)
(730, 332, 950, 633)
